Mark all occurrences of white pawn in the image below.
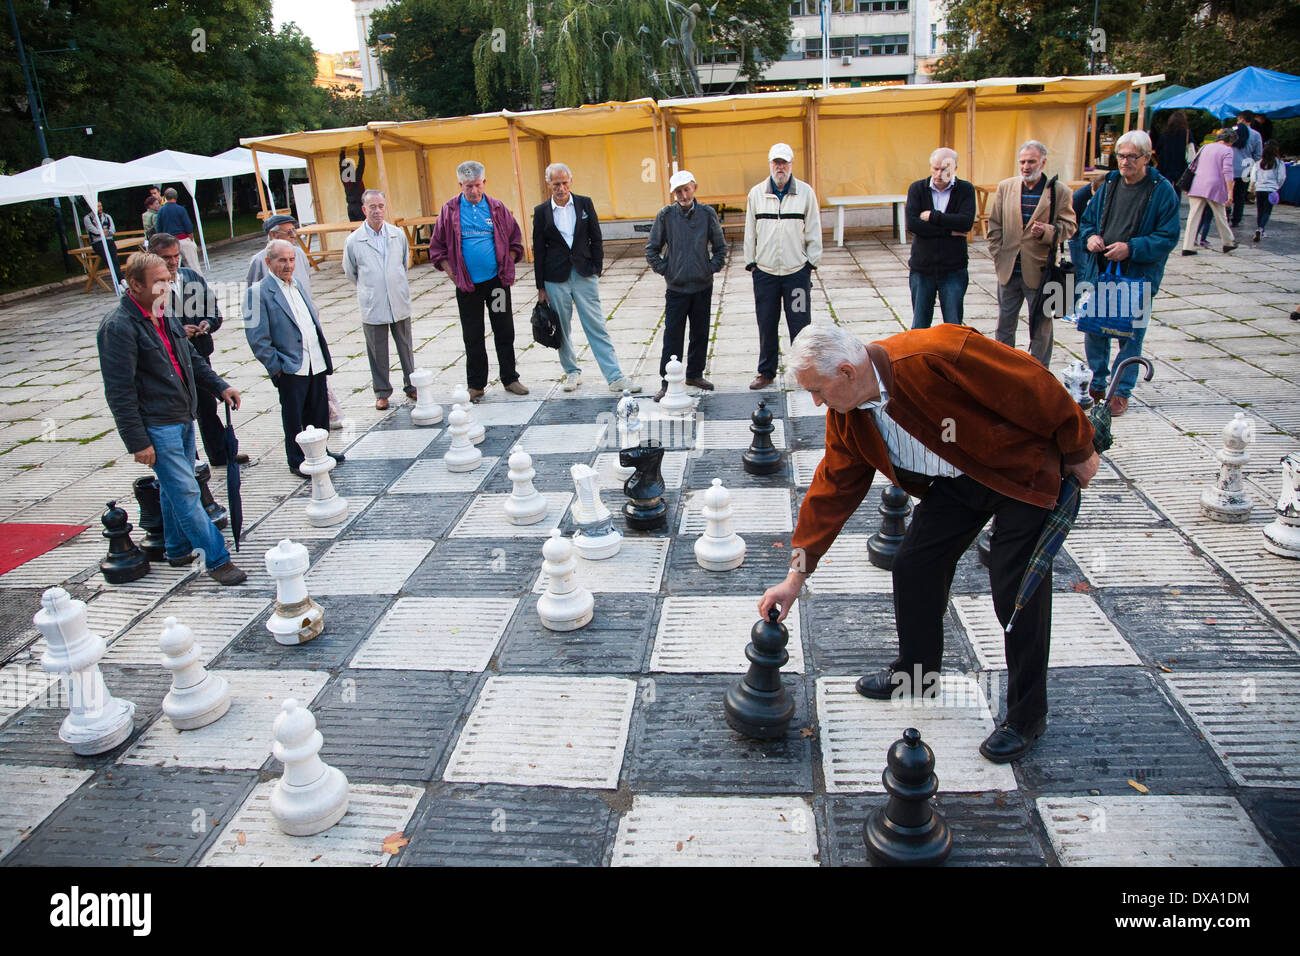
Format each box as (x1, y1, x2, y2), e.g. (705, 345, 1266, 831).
(694, 478, 747, 571)
(570, 463, 622, 559)
(1200, 412, 1253, 522)
(159, 616, 230, 729)
(409, 368, 443, 426)
(34, 587, 136, 755)
(451, 385, 485, 445)
(444, 404, 483, 473)
(269, 698, 349, 836)
(537, 528, 594, 631)
(265, 539, 325, 645)
(659, 354, 694, 417)
(296, 425, 348, 527)
(504, 444, 548, 525)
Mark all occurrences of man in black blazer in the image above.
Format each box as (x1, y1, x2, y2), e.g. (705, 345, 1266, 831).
(245, 239, 342, 477)
(533, 163, 639, 393)
(905, 148, 977, 328)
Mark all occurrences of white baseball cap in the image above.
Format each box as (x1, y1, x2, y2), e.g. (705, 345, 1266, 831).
(768, 142, 794, 162)
(669, 169, 696, 192)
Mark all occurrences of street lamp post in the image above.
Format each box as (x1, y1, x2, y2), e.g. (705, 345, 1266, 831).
(377, 33, 396, 95)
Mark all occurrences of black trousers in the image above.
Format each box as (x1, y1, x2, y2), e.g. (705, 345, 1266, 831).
(660, 286, 712, 384)
(193, 355, 228, 465)
(891, 474, 1053, 729)
(276, 372, 330, 470)
(753, 265, 812, 379)
(456, 276, 518, 390)
(1231, 178, 1250, 225)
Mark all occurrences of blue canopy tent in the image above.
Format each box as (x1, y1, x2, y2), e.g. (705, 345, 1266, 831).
(1157, 67, 1300, 120)
(1097, 84, 1190, 128)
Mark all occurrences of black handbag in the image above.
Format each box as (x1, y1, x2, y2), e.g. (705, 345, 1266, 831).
(1031, 176, 1067, 323)
(531, 299, 562, 349)
(1178, 147, 1200, 192)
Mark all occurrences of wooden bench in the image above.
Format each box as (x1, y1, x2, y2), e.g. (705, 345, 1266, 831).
(295, 222, 357, 270)
(69, 234, 146, 293)
(825, 194, 907, 245)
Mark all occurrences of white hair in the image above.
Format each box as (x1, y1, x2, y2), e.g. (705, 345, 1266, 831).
(929, 147, 958, 167)
(1116, 130, 1153, 157)
(1018, 140, 1049, 159)
(264, 238, 295, 260)
(361, 189, 384, 203)
(545, 162, 572, 183)
(788, 324, 868, 378)
(457, 160, 486, 183)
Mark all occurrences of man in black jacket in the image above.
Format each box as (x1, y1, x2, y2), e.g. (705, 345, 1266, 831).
(97, 252, 247, 585)
(905, 148, 976, 328)
(533, 163, 638, 393)
(150, 233, 247, 467)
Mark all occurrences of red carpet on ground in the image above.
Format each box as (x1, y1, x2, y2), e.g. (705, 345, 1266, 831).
(0, 524, 90, 577)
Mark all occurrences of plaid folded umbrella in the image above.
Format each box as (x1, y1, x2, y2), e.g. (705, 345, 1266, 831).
(223, 403, 244, 552)
(1004, 356, 1154, 635)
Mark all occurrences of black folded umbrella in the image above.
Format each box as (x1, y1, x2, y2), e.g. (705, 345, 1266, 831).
(222, 403, 244, 552)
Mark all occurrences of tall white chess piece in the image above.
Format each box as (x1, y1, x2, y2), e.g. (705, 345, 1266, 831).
(265, 539, 325, 645)
(451, 385, 485, 445)
(1200, 412, 1253, 522)
(1263, 453, 1300, 559)
(410, 368, 444, 426)
(296, 426, 348, 527)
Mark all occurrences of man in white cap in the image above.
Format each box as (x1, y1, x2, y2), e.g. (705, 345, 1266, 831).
(743, 142, 821, 390)
(645, 170, 728, 402)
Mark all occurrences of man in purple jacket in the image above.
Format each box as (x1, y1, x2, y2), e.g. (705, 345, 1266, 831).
(428, 161, 529, 401)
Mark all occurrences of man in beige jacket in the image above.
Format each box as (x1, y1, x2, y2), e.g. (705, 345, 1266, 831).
(987, 141, 1077, 366)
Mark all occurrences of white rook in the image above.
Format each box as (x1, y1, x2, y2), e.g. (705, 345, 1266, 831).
(537, 528, 594, 631)
(694, 478, 747, 571)
(270, 698, 349, 836)
(34, 587, 136, 755)
(265, 538, 325, 645)
(409, 368, 443, 426)
(1263, 453, 1300, 559)
(159, 615, 231, 730)
(1201, 412, 1254, 522)
(504, 444, 548, 525)
(451, 385, 485, 445)
(659, 354, 695, 417)
(444, 404, 483, 472)
(296, 425, 348, 527)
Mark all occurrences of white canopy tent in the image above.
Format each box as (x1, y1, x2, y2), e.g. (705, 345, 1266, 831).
(0, 154, 185, 296)
(123, 150, 250, 272)
(212, 147, 307, 238)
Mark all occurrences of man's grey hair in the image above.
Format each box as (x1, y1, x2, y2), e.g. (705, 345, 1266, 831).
(361, 189, 385, 204)
(788, 324, 869, 378)
(457, 160, 486, 183)
(1018, 140, 1049, 159)
(929, 147, 958, 167)
(545, 162, 572, 183)
(265, 238, 295, 261)
(1117, 130, 1153, 157)
(147, 233, 179, 253)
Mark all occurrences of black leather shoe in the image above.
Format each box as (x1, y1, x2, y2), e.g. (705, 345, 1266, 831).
(167, 553, 197, 568)
(855, 668, 901, 700)
(328, 451, 345, 464)
(979, 717, 1047, 763)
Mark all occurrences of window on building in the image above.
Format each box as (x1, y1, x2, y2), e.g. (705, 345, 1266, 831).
(804, 37, 822, 59)
(830, 36, 856, 58)
(857, 0, 909, 11)
(859, 33, 909, 55)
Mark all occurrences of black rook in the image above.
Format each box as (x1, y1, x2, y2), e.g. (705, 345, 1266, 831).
(132, 476, 166, 560)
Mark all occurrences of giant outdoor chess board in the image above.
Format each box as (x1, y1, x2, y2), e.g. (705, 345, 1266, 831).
(0, 387, 1296, 867)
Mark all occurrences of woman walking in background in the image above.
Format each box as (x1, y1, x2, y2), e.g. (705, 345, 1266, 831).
(1249, 141, 1287, 242)
(1155, 110, 1193, 198)
(1182, 128, 1237, 256)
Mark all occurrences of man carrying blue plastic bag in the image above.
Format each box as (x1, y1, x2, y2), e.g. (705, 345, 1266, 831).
(1073, 130, 1180, 416)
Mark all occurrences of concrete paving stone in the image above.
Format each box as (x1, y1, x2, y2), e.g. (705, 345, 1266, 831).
(2, 765, 256, 867)
(528, 536, 670, 594)
(0, 764, 96, 863)
(650, 596, 804, 674)
(305, 538, 434, 595)
(479, 452, 597, 494)
(292, 459, 407, 498)
(451, 491, 572, 537)
(799, 593, 974, 674)
(341, 492, 467, 540)
(611, 795, 819, 866)
(213, 593, 390, 672)
(397, 782, 615, 866)
(664, 531, 792, 595)
(403, 537, 546, 598)
(498, 593, 655, 674)
(352, 596, 518, 672)
(105, 595, 271, 667)
(685, 448, 793, 488)
(1238, 790, 1300, 866)
(821, 792, 1049, 866)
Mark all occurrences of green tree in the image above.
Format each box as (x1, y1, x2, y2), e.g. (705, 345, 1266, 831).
(369, 0, 488, 117)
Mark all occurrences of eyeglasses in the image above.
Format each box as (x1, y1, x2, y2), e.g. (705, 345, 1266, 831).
(1116, 152, 1143, 162)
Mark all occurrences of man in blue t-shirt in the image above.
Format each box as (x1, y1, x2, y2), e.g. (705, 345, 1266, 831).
(154, 188, 203, 273)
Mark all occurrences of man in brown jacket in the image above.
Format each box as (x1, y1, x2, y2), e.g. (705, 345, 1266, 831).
(760, 323, 1097, 762)
(987, 141, 1077, 366)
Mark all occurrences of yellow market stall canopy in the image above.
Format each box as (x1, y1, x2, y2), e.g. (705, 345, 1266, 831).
(241, 75, 1141, 258)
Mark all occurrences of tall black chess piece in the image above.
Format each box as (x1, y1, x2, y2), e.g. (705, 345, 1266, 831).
(132, 476, 166, 560)
(867, 484, 911, 570)
(742, 400, 782, 475)
(99, 500, 150, 584)
(621, 440, 668, 531)
(864, 727, 952, 866)
(723, 608, 795, 739)
(194, 462, 228, 529)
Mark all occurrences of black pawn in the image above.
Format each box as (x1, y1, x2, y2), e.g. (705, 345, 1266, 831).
(723, 608, 795, 739)
(864, 727, 952, 866)
(621, 440, 668, 531)
(132, 476, 166, 560)
(194, 462, 228, 529)
(976, 520, 994, 569)
(867, 484, 912, 570)
(742, 400, 782, 475)
(99, 500, 150, 584)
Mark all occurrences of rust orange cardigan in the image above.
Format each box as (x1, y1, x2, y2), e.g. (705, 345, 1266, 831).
(792, 325, 1094, 573)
